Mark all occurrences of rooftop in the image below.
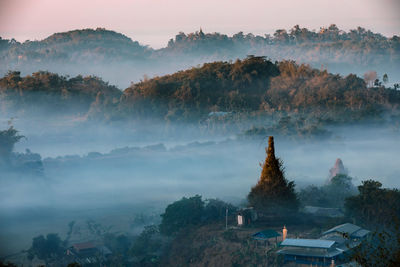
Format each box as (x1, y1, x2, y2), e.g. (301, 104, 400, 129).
(322, 223, 370, 238)
(281, 238, 335, 249)
(252, 229, 281, 240)
(72, 241, 96, 251)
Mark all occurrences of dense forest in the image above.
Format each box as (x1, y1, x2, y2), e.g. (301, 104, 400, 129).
(1, 57, 399, 127)
(1, 25, 399, 87)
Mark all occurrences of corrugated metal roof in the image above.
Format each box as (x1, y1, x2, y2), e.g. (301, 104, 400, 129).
(320, 235, 347, 244)
(352, 229, 370, 238)
(322, 223, 361, 236)
(281, 238, 335, 248)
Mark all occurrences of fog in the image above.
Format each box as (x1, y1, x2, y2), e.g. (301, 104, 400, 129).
(1, 117, 399, 257)
(7, 53, 399, 90)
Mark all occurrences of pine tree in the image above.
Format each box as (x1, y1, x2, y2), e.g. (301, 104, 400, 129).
(248, 136, 299, 213)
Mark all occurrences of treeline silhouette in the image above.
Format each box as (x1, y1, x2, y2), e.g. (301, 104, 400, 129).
(0, 25, 399, 80)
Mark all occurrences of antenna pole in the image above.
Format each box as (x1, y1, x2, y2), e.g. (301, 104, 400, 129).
(225, 207, 228, 230)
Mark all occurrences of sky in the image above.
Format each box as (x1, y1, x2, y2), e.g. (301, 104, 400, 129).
(0, 0, 399, 48)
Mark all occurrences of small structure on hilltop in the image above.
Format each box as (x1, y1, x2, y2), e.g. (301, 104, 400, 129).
(237, 207, 257, 226)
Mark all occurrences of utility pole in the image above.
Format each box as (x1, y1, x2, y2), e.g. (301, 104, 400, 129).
(225, 207, 228, 230)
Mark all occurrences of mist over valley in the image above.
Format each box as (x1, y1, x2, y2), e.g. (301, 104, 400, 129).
(0, 16, 400, 267)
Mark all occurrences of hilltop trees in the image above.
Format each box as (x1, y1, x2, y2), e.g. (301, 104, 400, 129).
(0, 126, 24, 166)
(247, 136, 299, 213)
(27, 233, 64, 264)
(1, 59, 399, 124)
(345, 180, 400, 227)
(159, 196, 237, 236)
(121, 56, 280, 120)
(0, 71, 122, 118)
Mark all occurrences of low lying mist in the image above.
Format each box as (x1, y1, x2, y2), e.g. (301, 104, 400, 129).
(0, 119, 399, 257)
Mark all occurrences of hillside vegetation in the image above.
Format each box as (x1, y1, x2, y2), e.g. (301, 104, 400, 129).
(1, 57, 400, 125)
(1, 25, 399, 87)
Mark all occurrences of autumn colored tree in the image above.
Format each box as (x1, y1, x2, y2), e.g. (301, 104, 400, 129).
(247, 136, 299, 213)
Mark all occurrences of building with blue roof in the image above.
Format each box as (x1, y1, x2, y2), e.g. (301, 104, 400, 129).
(277, 223, 370, 266)
(278, 238, 342, 266)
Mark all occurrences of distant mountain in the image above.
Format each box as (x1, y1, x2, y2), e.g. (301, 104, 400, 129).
(0, 25, 399, 88)
(1, 28, 150, 63)
(0, 70, 122, 118)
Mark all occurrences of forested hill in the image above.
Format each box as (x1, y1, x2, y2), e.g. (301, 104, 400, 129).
(1, 28, 151, 64)
(161, 25, 399, 64)
(120, 57, 400, 121)
(1, 57, 399, 124)
(0, 71, 122, 117)
(1, 25, 399, 87)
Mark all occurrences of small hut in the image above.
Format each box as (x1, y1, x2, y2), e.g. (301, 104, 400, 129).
(237, 207, 258, 226)
(252, 229, 281, 247)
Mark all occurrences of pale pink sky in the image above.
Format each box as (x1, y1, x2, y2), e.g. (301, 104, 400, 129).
(0, 0, 399, 48)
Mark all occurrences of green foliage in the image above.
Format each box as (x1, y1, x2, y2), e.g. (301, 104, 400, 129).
(345, 180, 400, 227)
(248, 136, 299, 213)
(0, 126, 24, 165)
(0, 71, 121, 118)
(204, 199, 237, 221)
(130, 225, 161, 258)
(104, 233, 132, 256)
(159, 195, 236, 236)
(164, 25, 399, 69)
(1, 58, 400, 125)
(299, 174, 357, 208)
(0, 28, 149, 64)
(160, 195, 205, 235)
(86, 219, 112, 237)
(351, 225, 400, 267)
(298, 185, 331, 207)
(121, 56, 279, 120)
(27, 233, 64, 262)
(222, 229, 239, 242)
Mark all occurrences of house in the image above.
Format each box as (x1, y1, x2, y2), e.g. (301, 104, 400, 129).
(277, 238, 342, 266)
(277, 223, 370, 266)
(66, 241, 112, 266)
(320, 223, 370, 251)
(252, 229, 281, 247)
(237, 207, 257, 226)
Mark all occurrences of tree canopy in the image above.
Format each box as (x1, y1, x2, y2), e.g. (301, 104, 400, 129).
(0, 126, 24, 165)
(247, 136, 299, 213)
(27, 233, 64, 263)
(345, 180, 400, 227)
(159, 195, 236, 236)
